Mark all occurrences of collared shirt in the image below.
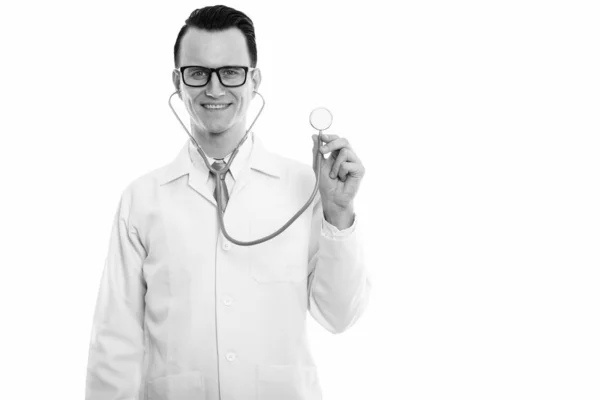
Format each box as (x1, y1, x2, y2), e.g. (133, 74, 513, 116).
(85, 131, 371, 400)
(189, 132, 253, 198)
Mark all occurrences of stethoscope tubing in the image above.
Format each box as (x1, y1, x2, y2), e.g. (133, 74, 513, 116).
(168, 90, 323, 246)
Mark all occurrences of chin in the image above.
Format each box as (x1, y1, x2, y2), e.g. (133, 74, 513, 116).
(205, 123, 233, 135)
(191, 116, 227, 134)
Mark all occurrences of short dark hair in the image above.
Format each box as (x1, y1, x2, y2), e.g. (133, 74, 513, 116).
(174, 5, 257, 68)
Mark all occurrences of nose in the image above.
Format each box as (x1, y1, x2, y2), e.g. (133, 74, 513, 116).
(205, 71, 225, 98)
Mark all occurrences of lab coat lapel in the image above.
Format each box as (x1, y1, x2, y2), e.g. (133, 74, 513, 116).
(164, 141, 213, 206)
(187, 168, 216, 207)
(160, 134, 281, 209)
(229, 133, 281, 200)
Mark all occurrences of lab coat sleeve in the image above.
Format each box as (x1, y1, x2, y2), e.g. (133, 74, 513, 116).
(307, 192, 371, 334)
(85, 187, 147, 400)
(321, 215, 356, 238)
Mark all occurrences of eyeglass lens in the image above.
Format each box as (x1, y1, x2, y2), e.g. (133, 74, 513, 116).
(183, 67, 247, 87)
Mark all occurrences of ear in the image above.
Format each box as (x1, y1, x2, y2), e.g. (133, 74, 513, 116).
(172, 69, 182, 100)
(251, 68, 262, 98)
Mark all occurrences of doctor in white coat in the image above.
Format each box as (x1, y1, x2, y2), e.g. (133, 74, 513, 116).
(85, 5, 370, 400)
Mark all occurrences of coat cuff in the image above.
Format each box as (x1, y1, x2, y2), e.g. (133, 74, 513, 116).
(321, 214, 357, 239)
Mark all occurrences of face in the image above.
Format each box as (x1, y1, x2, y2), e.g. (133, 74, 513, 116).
(173, 27, 261, 139)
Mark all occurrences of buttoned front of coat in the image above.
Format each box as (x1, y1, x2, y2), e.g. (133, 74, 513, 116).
(85, 132, 371, 400)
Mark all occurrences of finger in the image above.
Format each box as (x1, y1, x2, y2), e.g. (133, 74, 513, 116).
(338, 161, 351, 182)
(319, 133, 339, 144)
(320, 138, 353, 156)
(330, 148, 349, 179)
(338, 161, 365, 183)
(314, 133, 327, 149)
(324, 145, 360, 167)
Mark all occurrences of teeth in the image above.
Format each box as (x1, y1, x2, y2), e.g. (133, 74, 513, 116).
(203, 104, 229, 109)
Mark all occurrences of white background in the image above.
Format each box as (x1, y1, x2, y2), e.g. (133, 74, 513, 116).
(1, 0, 599, 399)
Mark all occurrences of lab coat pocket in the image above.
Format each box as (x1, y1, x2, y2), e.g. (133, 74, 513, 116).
(146, 371, 206, 400)
(256, 364, 321, 400)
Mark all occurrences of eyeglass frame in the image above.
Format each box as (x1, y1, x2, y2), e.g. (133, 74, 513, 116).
(175, 65, 257, 88)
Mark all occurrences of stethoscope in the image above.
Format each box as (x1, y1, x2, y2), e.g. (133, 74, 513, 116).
(168, 89, 334, 246)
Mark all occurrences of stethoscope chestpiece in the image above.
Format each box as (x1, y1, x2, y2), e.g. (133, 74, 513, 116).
(309, 107, 333, 131)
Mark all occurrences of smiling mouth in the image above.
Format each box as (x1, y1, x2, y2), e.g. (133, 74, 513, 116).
(202, 103, 231, 110)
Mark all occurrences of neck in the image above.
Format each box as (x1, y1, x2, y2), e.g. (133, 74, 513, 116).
(191, 121, 247, 159)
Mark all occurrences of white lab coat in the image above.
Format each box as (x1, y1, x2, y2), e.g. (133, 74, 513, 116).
(85, 132, 371, 400)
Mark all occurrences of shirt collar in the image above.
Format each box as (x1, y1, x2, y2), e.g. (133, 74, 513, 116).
(188, 131, 253, 184)
(160, 131, 281, 186)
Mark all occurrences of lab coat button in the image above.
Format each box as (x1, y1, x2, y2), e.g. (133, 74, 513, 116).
(222, 241, 231, 251)
(223, 297, 233, 306)
(226, 352, 236, 361)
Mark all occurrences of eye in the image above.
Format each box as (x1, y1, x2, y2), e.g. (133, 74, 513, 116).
(222, 68, 242, 76)
(190, 70, 208, 77)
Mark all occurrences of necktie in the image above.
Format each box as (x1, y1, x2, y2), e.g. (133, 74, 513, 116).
(210, 159, 229, 211)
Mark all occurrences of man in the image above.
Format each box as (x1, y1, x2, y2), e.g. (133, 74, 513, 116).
(85, 5, 370, 400)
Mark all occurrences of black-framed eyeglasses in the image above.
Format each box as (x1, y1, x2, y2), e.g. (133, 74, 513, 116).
(177, 65, 256, 88)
